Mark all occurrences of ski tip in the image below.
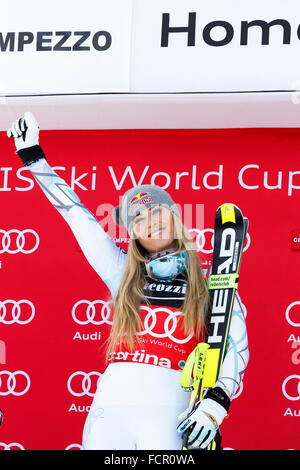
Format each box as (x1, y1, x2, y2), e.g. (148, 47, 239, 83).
(217, 202, 243, 213)
(219, 203, 240, 224)
(217, 203, 244, 223)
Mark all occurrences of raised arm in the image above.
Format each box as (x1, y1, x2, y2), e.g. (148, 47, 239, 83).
(7, 112, 127, 298)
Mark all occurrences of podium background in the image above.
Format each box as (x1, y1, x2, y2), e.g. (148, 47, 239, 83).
(0, 127, 299, 450)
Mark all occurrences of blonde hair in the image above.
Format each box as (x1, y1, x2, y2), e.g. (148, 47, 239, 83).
(105, 213, 209, 363)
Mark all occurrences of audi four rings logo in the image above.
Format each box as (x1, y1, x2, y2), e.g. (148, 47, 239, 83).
(0, 300, 35, 324)
(139, 306, 193, 344)
(72, 299, 114, 325)
(0, 229, 39, 254)
(282, 375, 300, 401)
(189, 228, 250, 254)
(0, 371, 31, 396)
(72, 301, 194, 343)
(67, 371, 102, 397)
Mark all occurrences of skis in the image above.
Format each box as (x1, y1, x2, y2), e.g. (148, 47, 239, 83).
(181, 203, 248, 450)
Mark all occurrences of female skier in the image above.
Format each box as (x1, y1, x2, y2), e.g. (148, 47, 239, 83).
(7, 112, 249, 450)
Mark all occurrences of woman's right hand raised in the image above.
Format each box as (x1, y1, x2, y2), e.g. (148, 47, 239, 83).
(7, 111, 40, 152)
(7, 112, 46, 166)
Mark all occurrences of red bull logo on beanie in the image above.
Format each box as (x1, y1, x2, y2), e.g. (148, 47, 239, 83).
(130, 192, 154, 212)
(130, 192, 151, 203)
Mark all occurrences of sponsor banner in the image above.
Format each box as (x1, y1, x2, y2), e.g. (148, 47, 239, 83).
(0, 163, 299, 197)
(1, 1, 300, 96)
(0, 128, 299, 450)
(131, 0, 300, 92)
(0, 0, 132, 95)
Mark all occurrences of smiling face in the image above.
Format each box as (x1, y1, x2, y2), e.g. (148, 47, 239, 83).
(131, 205, 177, 253)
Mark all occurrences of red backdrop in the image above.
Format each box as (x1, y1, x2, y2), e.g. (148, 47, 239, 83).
(0, 128, 299, 450)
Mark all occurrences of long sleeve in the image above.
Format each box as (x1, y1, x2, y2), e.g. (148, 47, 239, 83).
(215, 290, 249, 398)
(27, 157, 127, 299)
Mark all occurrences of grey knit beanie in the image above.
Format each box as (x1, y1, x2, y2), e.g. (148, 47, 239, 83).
(112, 184, 180, 235)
